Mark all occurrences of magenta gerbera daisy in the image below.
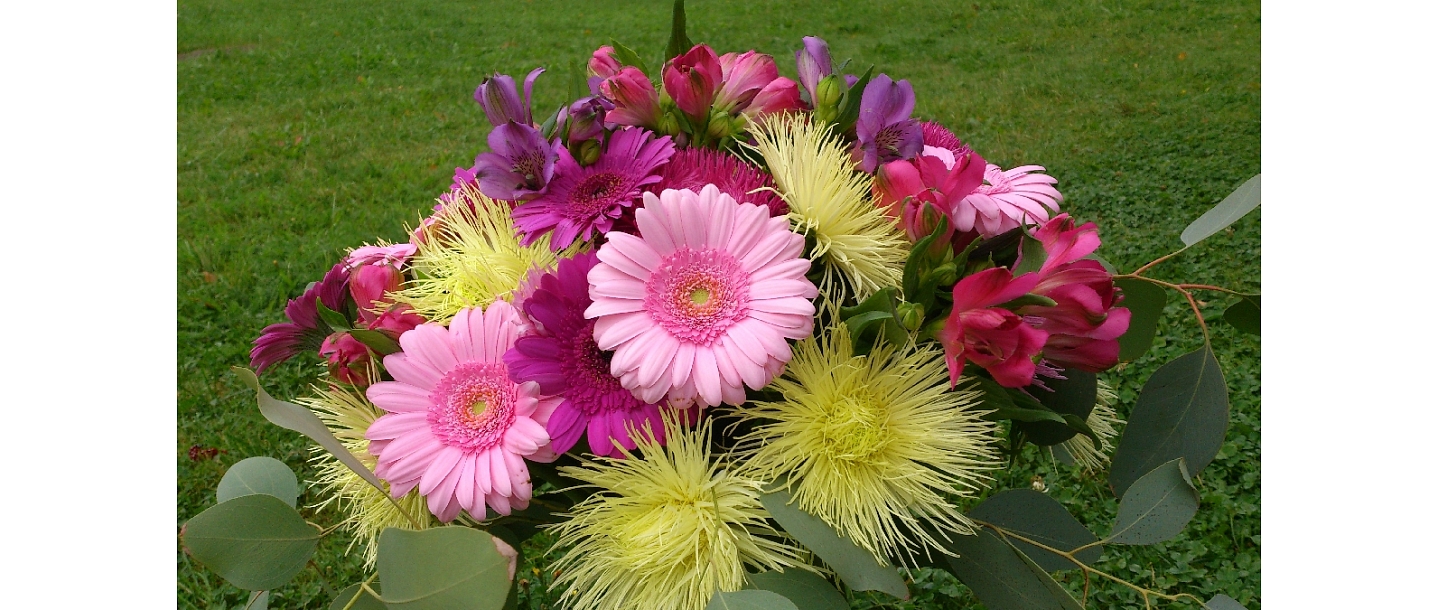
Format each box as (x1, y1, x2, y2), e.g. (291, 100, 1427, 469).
(585, 185, 818, 409)
(364, 301, 560, 521)
(650, 148, 788, 217)
(511, 127, 675, 251)
(503, 251, 670, 458)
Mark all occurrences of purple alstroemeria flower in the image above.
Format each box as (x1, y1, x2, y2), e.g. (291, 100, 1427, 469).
(855, 74, 924, 173)
(562, 95, 613, 144)
(795, 36, 832, 105)
(472, 121, 558, 202)
(474, 67, 545, 127)
(250, 263, 351, 374)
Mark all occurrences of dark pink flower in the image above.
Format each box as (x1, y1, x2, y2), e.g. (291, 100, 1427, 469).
(662, 44, 723, 123)
(503, 252, 668, 458)
(874, 145, 987, 241)
(600, 67, 662, 129)
(589, 45, 622, 78)
(1018, 214, 1129, 372)
(741, 77, 805, 120)
(367, 305, 426, 339)
(648, 148, 788, 217)
(938, 267, 1048, 388)
(714, 51, 780, 113)
(920, 122, 967, 156)
(511, 127, 675, 250)
(1032, 213, 1100, 275)
(320, 332, 372, 386)
(250, 264, 350, 374)
(350, 264, 403, 321)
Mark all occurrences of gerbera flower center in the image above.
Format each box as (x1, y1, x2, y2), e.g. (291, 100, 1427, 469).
(562, 321, 646, 416)
(427, 361, 517, 451)
(644, 246, 751, 345)
(569, 172, 629, 217)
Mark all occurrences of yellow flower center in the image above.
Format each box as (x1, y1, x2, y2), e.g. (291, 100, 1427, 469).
(818, 389, 890, 461)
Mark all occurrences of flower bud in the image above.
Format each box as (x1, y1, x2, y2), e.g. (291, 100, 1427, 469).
(705, 107, 736, 140)
(474, 68, 544, 128)
(572, 138, 603, 166)
(897, 302, 926, 331)
(816, 74, 844, 109)
(565, 96, 610, 143)
(600, 67, 662, 129)
(662, 44, 722, 124)
(589, 45, 622, 78)
(794, 36, 833, 105)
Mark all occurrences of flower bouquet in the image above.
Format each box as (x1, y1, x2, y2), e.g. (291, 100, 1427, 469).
(181, 3, 1260, 609)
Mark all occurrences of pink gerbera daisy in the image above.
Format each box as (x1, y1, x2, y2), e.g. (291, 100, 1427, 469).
(585, 185, 818, 409)
(956, 164, 1064, 236)
(511, 127, 675, 251)
(365, 301, 560, 521)
(504, 251, 670, 458)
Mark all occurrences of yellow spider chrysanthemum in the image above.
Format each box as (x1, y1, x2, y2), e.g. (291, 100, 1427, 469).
(301, 381, 431, 567)
(548, 413, 806, 610)
(734, 323, 1002, 565)
(393, 185, 569, 324)
(1056, 380, 1123, 472)
(744, 114, 909, 300)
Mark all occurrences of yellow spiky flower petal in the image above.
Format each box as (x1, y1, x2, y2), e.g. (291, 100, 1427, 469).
(733, 322, 1002, 565)
(547, 412, 807, 610)
(1057, 380, 1122, 472)
(744, 114, 909, 300)
(392, 185, 571, 324)
(301, 381, 431, 567)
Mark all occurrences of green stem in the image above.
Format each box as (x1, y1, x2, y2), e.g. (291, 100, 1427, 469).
(341, 573, 379, 610)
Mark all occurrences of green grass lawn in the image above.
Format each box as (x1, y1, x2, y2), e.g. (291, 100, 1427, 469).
(178, 0, 1259, 607)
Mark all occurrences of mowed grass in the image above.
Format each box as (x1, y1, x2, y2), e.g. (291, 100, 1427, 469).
(178, 0, 1260, 608)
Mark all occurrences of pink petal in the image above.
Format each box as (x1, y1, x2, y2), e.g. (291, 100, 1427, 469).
(365, 412, 428, 440)
(604, 230, 662, 272)
(593, 312, 652, 351)
(399, 323, 458, 377)
(489, 447, 512, 497)
(367, 382, 433, 414)
(418, 445, 464, 497)
(748, 296, 815, 316)
(634, 197, 677, 254)
(584, 296, 647, 318)
(383, 353, 442, 390)
(725, 202, 770, 255)
(693, 348, 723, 407)
(635, 333, 680, 389)
(671, 341, 697, 390)
(487, 491, 512, 516)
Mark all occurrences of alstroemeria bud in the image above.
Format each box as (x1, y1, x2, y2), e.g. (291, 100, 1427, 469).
(350, 265, 403, 322)
(816, 75, 844, 109)
(662, 44, 722, 124)
(795, 36, 833, 105)
(589, 45, 622, 78)
(657, 109, 683, 137)
(573, 138, 602, 166)
(600, 67, 662, 129)
(897, 302, 926, 331)
(565, 96, 610, 143)
(706, 107, 737, 140)
(741, 77, 805, 120)
(474, 68, 544, 127)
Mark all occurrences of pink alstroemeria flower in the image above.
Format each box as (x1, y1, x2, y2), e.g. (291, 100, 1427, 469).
(875, 145, 987, 241)
(714, 51, 780, 113)
(938, 267, 1048, 388)
(601, 67, 662, 129)
(1018, 214, 1129, 372)
(662, 44, 723, 124)
(589, 45, 622, 79)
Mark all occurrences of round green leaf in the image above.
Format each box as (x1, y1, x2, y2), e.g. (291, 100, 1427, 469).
(1180, 174, 1260, 246)
(1108, 346, 1229, 498)
(181, 494, 320, 591)
(1108, 458, 1199, 545)
(1206, 593, 1248, 610)
(706, 589, 800, 610)
(243, 590, 268, 610)
(1223, 295, 1260, 336)
(939, 529, 1081, 610)
(329, 583, 385, 610)
(1114, 278, 1167, 361)
(759, 487, 909, 600)
(747, 570, 848, 610)
(967, 489, 1101, 571)
(377, 526, 512, 610)
(218, 456, 299, 508)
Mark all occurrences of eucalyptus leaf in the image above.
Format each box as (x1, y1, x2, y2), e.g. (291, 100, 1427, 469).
(217, 456, 299, 508)
(973, 377, 1067, 425)
(244, 591, 268, 610)
(967, 489, 1101, 571)
(1016, 369, 1097, 446)
(939, 528, 1082, 610)
(1205, 593, 1248, 609)
(1108, 347, 1229, 497)
(747, 570, 848, 610)
(1180, 174, 1260, 246)
(1113, 278, 1167, 361)
(706, 590, 799, 610)
(234, 367, 387, 493)
(378, 527, 512, 610)
(759, 487, 909, 599)
(1224, 295, 1260, 336)
(1108, 458, 1199, 545)
(181, 494, 320, 591)
(329, 583, 385, 610)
